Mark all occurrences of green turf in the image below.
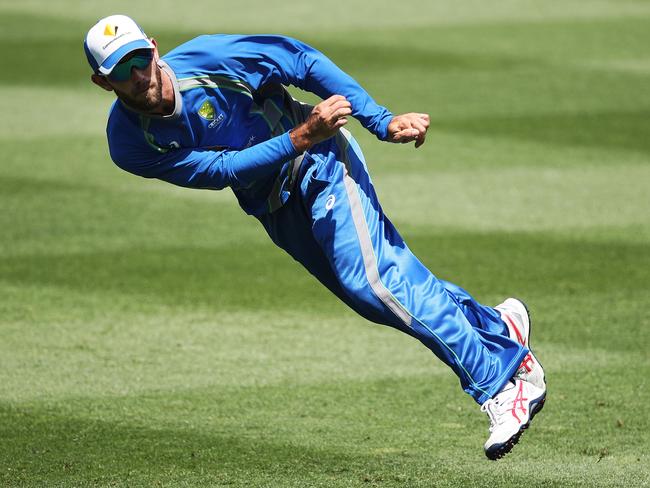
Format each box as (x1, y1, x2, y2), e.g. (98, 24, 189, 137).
(1, 2, 649, 486)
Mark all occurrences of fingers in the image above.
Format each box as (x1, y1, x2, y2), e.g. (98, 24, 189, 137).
(404, 113, 429, 132)
(303, 95, 352, 145)
(415, 135, 426, 148)
(329, 99, 352, 117)
(334, 117, 348, 129)
(410, 119, 427, 148)
(331, 105, 352, 121)
(314, 96, 351, 115)
(393, 128, 420, 143)
(324, 94, 348, 105)
(415, 114, 430, 148)
(410, 119, 426, 135)
(390, 113, 430, 147)
(320, 95, 350, 114)
(317, 97, 351, 126)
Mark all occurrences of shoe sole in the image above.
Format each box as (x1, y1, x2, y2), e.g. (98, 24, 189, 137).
(484, 393, 546, 461)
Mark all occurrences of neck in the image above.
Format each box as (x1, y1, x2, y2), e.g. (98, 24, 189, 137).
(158, 66, 175, 116)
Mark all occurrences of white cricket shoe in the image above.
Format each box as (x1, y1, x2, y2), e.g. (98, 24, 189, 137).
(495, 298, 546, 390)
(481, 378, 546, 460)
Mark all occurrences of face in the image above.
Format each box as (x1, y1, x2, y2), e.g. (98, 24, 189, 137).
(92, 41, 167, 114)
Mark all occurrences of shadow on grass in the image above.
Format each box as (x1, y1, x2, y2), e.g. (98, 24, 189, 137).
(0, 231, 647, 311)
(1, 374, 647, 487)
(0, 378, 453, 486)
(1, 176, 84, 195)
(434, 109, 650, 155)
(0, 403, 367, 485)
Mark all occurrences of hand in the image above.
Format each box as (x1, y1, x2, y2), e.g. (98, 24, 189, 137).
(290, 95, 352, 152)
(386, 113, 430, 148)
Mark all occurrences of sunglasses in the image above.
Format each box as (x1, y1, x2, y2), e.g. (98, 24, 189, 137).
(107, 49, 154, 82)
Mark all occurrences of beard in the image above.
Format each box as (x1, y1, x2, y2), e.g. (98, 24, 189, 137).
(117, 66, 164, 113)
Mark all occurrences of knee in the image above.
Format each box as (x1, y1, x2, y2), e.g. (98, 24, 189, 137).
(340, 277, 410, 328)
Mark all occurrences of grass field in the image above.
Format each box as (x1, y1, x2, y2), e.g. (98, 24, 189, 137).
(1, 1, 649, 486)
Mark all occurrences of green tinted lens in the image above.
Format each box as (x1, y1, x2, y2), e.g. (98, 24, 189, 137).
(109, 50, 153, 81)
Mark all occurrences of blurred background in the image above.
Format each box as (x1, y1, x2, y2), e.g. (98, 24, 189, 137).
(1, 1, 648, 486)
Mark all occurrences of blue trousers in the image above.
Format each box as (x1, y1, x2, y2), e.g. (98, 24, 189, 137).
(258, 130, 527, 404)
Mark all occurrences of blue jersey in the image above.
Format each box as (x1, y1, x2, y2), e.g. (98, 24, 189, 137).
(106, 34, 393, 215)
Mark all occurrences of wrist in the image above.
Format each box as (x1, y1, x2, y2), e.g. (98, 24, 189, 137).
(289, 124, 315, 153)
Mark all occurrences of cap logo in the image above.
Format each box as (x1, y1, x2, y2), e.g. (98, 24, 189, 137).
(104, 24, 118, 36)
(102, 30, 131, 50)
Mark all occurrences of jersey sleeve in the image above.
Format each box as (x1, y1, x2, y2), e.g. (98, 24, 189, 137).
(185, 34, 394, 140)
(110, 130, 300, 191)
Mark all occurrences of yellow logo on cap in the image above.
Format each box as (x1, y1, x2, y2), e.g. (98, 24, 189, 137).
(104, 24, 118, 36)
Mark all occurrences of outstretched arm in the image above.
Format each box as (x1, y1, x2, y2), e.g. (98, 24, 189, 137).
(198, 35, 432, 148)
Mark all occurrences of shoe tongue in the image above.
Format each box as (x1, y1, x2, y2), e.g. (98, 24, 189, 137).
(500, 380, 516, 393)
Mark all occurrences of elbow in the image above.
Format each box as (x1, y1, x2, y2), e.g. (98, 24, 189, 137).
(188, 169, 230, 190)
(198, 154, 243, 190)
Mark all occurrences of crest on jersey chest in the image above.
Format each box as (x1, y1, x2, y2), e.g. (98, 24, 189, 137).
(197, 99, 225, 128)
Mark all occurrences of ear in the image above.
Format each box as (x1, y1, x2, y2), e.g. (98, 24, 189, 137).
(91, 73, 114, 92)
(150, 37, 160, 59)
